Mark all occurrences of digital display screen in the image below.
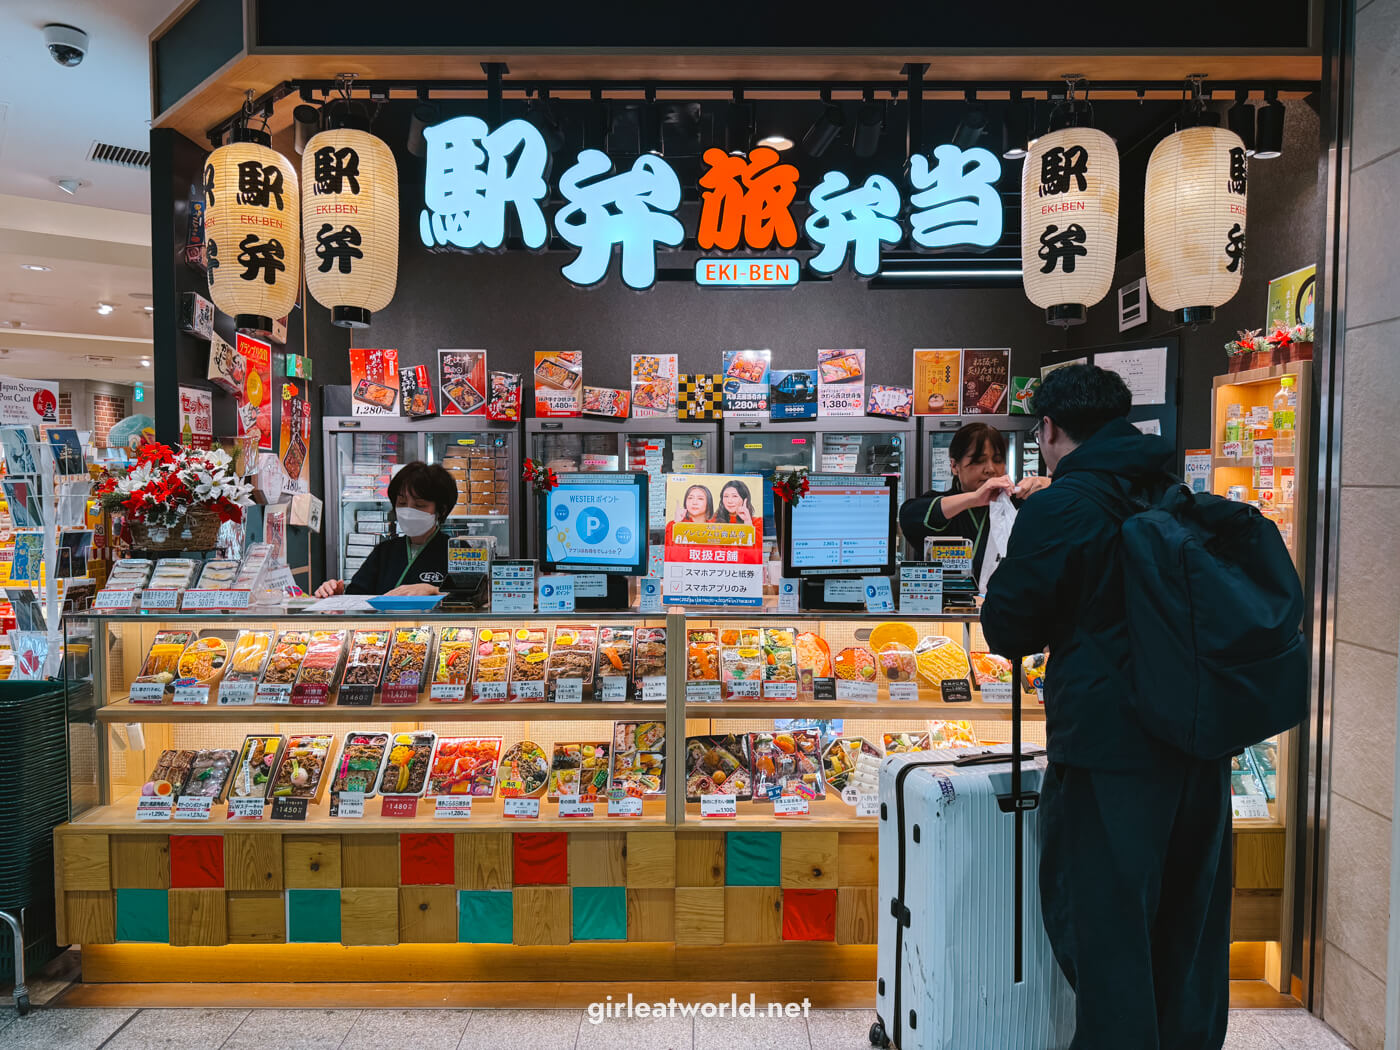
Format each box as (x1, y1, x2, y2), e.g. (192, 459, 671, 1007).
(542, 473, 648, 574)
(785, 475, 896, 574)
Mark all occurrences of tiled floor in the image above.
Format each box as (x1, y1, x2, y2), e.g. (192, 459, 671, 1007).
(0, 1007, 1356, 1049)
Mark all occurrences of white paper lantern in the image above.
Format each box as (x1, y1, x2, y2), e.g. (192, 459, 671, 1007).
(1021, 127, 1120, 326)
(301, 119, 399, 328)
(203, 129, 301, 337)
(1144, 125, 1249, 325)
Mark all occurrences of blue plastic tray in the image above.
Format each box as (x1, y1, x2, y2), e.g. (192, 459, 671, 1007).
(365, 594, 447, 612)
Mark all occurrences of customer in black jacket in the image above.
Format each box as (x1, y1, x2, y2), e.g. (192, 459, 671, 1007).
(982, 365, 1232, 1050)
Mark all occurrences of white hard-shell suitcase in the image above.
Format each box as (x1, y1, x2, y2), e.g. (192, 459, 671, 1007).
(872, 744, 1075, 1050)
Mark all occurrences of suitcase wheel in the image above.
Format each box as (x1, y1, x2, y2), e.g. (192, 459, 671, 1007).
(869, 1019, 890, 1048)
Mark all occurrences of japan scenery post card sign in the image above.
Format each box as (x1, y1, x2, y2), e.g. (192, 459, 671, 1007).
(913, 349, 963, 415)
(662, 473, 764, 607)
(630, 354, 678, 419)
(962, 348, 1011, 415)
(817, 348, 866, 417)
(438, 349, 487, 416)
(720, 349, 771, 419)
(769, 369, 818, 420)
(349, 347, 400, 416)
(533, 351, 583, 417)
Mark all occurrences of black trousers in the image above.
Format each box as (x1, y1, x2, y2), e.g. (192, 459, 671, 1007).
(1039, 758, 1233, 1050)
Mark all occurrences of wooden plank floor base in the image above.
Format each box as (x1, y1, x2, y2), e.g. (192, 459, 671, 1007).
(55, 979, 1301, 1011)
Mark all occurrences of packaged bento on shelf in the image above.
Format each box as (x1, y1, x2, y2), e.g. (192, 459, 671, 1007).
(148, 558, 199, 589)
(611, 721, 666, 796)
(686, 627, 720, 700)
(914, 635, 971, 685)
(339, 630, 390, 704)
(329, 731, 390, 796)
(427, 627, 474, 701)
(141, 749, 197, 800)
(382, 625, 433, 702)
(594, 626, 634, 701)
(223, 630, 272, 683)
(749, 730, 824, 800)
(822, 737, 882, 793)
(884, 731, 932, 754)
(294, 630, 348, 700)
(257, 630, 309, 701)
(508, 625, 550, 702)
(176, 635, 230, 685)
(795, 631, 832, 677)
(377, 731, 436, 796)
(269, 734, 335, 802)
(685, 735, 752, 801)
(970, 651, 1014, 701)
(180, 749, 237, 801)
(471, 627, 512, 702)
(498, 740, 549, 798)
(876, 642, 918, 698)
(130, 630, 198, 701)
(227, 735, 285, 807)
(426, 736, 502, 797)
(761, 627, 798, 698)
(547, 624, 597, 700)
(720, 644, 764, 699)
(928, 720, 980, 749)
(232, 542, 274, 592)
(194, 559, 240, 589)
(717, 627, 760, 648)
(632, 626, 667, 684)
(548, 741, 610, 801)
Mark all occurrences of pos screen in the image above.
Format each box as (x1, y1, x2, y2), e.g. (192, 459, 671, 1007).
(540, 472, 649, 575)
(780, 473, 898, 577)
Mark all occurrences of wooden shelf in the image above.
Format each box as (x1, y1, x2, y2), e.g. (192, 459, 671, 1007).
(685, 700, 1041, 720)
(100, 697, 666, 723)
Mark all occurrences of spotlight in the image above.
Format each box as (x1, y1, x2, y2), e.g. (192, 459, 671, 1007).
(96, 302, 115, 316)
(1227, 90, 1255, 155)
(802, 101, 844, 158)
(19, 264, 51, 272)
(757, 130, 794, 151)
(527, 93, 566, 154)
(1255, 91, 1285, 159)
(1001, 94, 1029, 160)
(951, 92, 987, 150)
(852, 97, 884, 159)
(292, 104, 320, 155)
(407, 103, 437, 158)
(727, 97, 755, 155)
(641, 101, 664, 156)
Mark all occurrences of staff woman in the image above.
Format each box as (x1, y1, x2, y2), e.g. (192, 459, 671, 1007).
(314, 461, 458, 597)
(898, 423, 1049, 580)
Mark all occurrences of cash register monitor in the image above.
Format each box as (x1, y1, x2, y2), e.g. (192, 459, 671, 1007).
(779, 473, 898, 579)
(538, 472, 649, 577)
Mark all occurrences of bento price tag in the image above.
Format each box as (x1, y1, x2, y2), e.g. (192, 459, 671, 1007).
(333, 792, 365, 818)
(1232, 795, 1270, 820)
(607, 791, 644, 818)
(980, 682, 1014, 704)
(557, 797, 595, 818)
(511, 680, 546, 702)
(856, 795, 880, 818)
(763, 682, 798, 699)
(599, 676, 627, 701)
(95, 589, 137, 610)
(727, 680, 761, 699)
(256, 683, 293, 704)
(271, 797, 309, 821)
(553, 678, 583, 703)
(140, 588, 182, 610)
(434, 796, 473, 819)
(687, 681, 721, 702)
(182, 588, 252, 610)
(380, 796, 419, 818)
(504, 797, 540, 819)
(474, 681, 508, 702)
(128, 681, 167, 703)
(290, 684, 329, 706)
(381, 684, 419, 705)
(227, 797, 264, 820)
(172, 684, 210, 705)
(887, 682, 919, 701)
(136, 797, 172, 821)
(773, 795, 809, 816)
(218, 681, 257, 705)
(836, 680, 878, 702)
(701, 794, 737, 818)
(173, 795, 212, 821)
(430, 683, 467, 701)
(642, 676, 667, 702)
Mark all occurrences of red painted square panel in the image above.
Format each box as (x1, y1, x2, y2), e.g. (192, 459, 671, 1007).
(169, 835, 223, 889)
(400, 833, 454, 886)
(782, 888, 836, 941)
(512, 832, 568, 885)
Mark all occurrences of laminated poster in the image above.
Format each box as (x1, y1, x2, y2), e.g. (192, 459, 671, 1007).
(817, 348, 866, 417)
(662, 473, 764, 607)
(912, 349, 962, 415)
(630, 354, 678, 419)
(438, 349, 487, 416)
(769, 369, 818, 420)
(236, 333, 274, 448)
(178, 386, 213, 450)
(278, 380, 311, 490)
(720, 349, 771, 419)
(1009, 377, 1040, 415)
(1184, 449, 1212, 494)
(0, 376, 58, 426)
(962, 349, 1010, 415)
(349, 347, 401, 417)
(534, 351, 583, 418)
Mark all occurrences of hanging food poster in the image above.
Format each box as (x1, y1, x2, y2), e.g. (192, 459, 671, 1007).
(913, 349, 963, 415)
(533, 351, 583, 418)
(630, 353, 678, 419)
(177, 386, 213, 450)
(438, 349, 487, 416)
(235, 333, 273, 448)
(817, 348, 866, 417)
(487, 371, 522, 422)
(662, 473, 764, 607)
(349, 347, 401, 417)
(962, 348, 1011, 415)
(1009, 376, 1040, 415)
(720, 349, 771, 419)
(278, 379, 310, 489)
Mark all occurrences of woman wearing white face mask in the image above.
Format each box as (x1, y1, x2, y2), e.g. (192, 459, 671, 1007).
(313, 461, 458, 598)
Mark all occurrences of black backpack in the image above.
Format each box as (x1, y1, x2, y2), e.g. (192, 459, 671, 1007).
(1069, 478, 1308, 759)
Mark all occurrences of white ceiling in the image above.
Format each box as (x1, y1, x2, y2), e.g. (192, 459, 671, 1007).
(0, 0, 186, 384)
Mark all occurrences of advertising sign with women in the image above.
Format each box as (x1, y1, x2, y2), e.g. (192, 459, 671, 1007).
(662, 473, 764, 606)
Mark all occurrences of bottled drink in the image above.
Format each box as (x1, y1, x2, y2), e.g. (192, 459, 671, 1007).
(1273, 376, 1297, 456)
(181, 413, 194, 447)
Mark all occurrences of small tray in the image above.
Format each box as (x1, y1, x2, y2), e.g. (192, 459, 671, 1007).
(366, 594, 446, 612)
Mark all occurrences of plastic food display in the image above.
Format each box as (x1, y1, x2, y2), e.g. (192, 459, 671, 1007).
(509, 626, 549, 701)
(383, 626, 433, 688)
(834, 646, 877, 682)
(330, 732, 390, 796)
(685, 735, 752, 800)
(822, 737, 882, 792)
(762, 628, 798, 684)
(547, 625, 597, 689)
(633, 627, 666, 680)
(795, 631, 832, 677)
(914, 636, 971, 685)
(595, 626, 634, 691)
(431, 627, 475, 689)
(721, 645, 764, 697)
(875, 642, 917, 683)
(261, 631, 310, 685)
(142, 749, 196, 799)
(749, 730, 824, 800)
(224, 631, 272, 682)
(970, 652, 1013, 686)
(427, 737, 502, 797)
(612, 721, 665, 795)
(269, 734, 334, 801)
(135, 631, 198, 687)
(343, 630, 390, 686)
(377, 731, 436, 796)
(1022, 653, 1047, 693)
(927, 720, 980, 748)
(868, 621, 920, 653)
(177, 636, 229, 684)
(686, 628, 720, 682)
(884, 731, 932, 754)
(229, 735, 284, 801)
(718, 627, 760, 648)
(181, 749, 236, 800)
(548, 742, 610, 801)
(296, 630, 348, 688)
(498, 740, 549, 798)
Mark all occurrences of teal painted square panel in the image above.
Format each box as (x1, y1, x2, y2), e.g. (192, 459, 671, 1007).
(458, 890, 512, 944)
(725, 831, 781, 886)
(572, 886, 626, 941)
(287, 888, 341, 943)
(115, 888, 168, 942)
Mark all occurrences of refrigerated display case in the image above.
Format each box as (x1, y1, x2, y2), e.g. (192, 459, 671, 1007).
(917, 415, 1039, 494)
(524, 418, 719, 556)
(322, 415, 522, 579)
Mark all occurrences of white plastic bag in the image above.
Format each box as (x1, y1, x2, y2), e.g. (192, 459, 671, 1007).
(979, 493, 1019, 593)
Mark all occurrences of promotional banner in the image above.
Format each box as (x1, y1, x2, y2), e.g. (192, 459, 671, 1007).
(630, 354, 677, 419)
(534, 351, 583, 417)
(769, 369, 818, 420)
(0, 376, 58, 426)
(962, 348, 1011, 414)
(662, 473, 764, 607)
(349, 347, 401, 416)
(438, 349, 487, 416)
(235, 334, 273, 449)
(913, 349, 963, 415)
(177, 386, 213, 449)
(279, 379, 311, 490)
(817, 348, 866, 416)
(1266, 264, 1316, 330)
(720, 349, 771, 419)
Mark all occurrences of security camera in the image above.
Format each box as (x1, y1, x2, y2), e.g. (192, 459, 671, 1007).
(43, 23, 88, 67)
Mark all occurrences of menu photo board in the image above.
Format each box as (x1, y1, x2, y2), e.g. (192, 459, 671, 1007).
(662, 473, 764, 607)
(349, 347, 401, 416)
(720, 349, 771, 419)
(534, 351, 583, 417)
(631, 354, 678, 419)
(962, 348, 1011, 415)
(817, 348, 866, 417)
(913, 349, 962, 415)
(438, 349, 488, 416)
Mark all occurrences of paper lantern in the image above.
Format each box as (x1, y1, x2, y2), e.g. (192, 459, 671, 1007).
(1021, 127, 1120, 326)
(1144, 126, 1249, 325)
(301, 116, 399, 328)
(203, 128, 300, 337)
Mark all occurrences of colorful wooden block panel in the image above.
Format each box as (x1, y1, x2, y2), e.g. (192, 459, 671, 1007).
(673, 886, 725, 945)
(837, 832, 879, 887)
(284, 835, 341, 889)
(287, 887, 341, 943)
(625, 831, 675, 888)
(569, 832, 625, 887)
(512, 832, 568, 886)
(341, 833, 399, 888)
(573, 886, 627, 941)
(224, 832, 282, 892)
(724, 886, 782, 943)
(836, 886, 878, 945)
(626, 888, 674, 942)
(676, 832, 725, 887)
(399, 886, 457, 943)
(782, 888, 837, 942)
(64, 890, 114, 944)
(513, 886, 571, 945)
(456, 832, 512, 890)
(341, 887, 399, 946)
(780, 831, 839, 889)
(226, 891, 286, 944)
(400, 833, 454, 886)
(725, 832, 781, 887)
(170, 835, 224, 889)
(115, 888, 168, 942)
(169, 887, 227, 946)
(110, 835, 170, 890)
(458, 890, 512, 943)
(60, 833, 111, 891)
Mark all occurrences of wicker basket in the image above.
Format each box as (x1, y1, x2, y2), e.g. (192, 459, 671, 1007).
(128, 506, 222, 552)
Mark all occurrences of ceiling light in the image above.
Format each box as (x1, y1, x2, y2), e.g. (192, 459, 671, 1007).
(757, 133, 793, 151)
(20, 264, 52, 272)
(1001, 94, 1029, 160)
(140, 358, 151, 368)
(852, 98, 884, 159)
(293, 104, 321, 155)
(1, 320, 23, 329)
(1226, 90, 1256, 155)
(143, 306, 154, 313)
(952, 91, 988, 150)
(55, 177, 83, 195)
(801, 101, 845, 158)
(1254, 91, 1285, 159)
(96, 302, 115, 315)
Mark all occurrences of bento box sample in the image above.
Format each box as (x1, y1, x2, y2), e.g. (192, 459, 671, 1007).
(749, 730, 824, 801)
(612, 721, 665, 796)
(548, 741, 610, 801)
(269, 734, 335, 802)
(228, 735, 285, 804)
(427, 736, 502, 797)
(685, 735, 752, 801)
(329, 731, 390, 796)
(377, 731, 436, 796)
(498, 740, 549, 798)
